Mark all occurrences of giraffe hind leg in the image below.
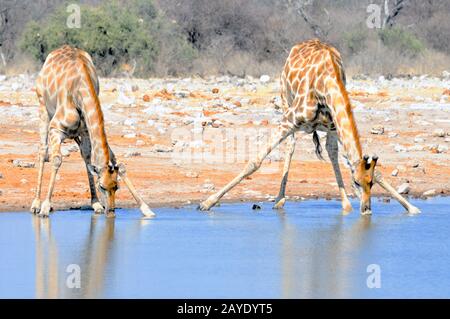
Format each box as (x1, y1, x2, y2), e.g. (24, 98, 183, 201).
(273, 133, 296, 209)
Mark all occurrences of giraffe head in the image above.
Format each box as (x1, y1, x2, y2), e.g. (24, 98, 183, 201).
(352, 155, 378, 215)
(89, 163, 119, 216)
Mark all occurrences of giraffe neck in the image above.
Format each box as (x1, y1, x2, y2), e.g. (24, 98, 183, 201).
(326, 79, 363, 170)
(79, 64, 111, 169)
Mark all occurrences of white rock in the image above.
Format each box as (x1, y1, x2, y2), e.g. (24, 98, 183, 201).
(414, 137, 425, 143)
(370, 125, 384, 135)
(388, 132, 398, 138)
(124, 151, 141, 158)
(259, 75, 271, 83)
(422, 189, 436, 197)
(397, 183, 410, 194)
(152, 144, 173, 152)
(437, 144, 448, 153)
(433, 129, 445, 137)
(391, 169, 399, 177)
(12, 160, 35, 168)
(123, 133, 136, 139)
(201, 183, 215, 193)
(394, 144, 407, 152)
(185, 171, 199, 178)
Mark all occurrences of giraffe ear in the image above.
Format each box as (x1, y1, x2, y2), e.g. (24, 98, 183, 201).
(87, 164, 99, 176)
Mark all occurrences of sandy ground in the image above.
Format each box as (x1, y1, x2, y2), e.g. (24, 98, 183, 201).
(0, 74, 449, 212)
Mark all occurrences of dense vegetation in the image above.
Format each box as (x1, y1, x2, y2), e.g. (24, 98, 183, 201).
(1, 0, 449, 77)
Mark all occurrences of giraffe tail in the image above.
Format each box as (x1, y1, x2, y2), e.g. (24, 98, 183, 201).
(312, 131, 324, 160)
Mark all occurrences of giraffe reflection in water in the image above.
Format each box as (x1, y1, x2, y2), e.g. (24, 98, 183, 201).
(32, 215, 148, 298)
(278, 211, 372, 298)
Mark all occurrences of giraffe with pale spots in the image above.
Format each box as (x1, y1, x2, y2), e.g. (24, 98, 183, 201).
(30, 45, 154, 218)
(200, 39, 420, 215)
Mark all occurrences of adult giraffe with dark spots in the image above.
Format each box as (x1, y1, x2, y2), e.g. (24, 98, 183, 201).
(200, 39, 420, 215)
(30, 45, 154, 218)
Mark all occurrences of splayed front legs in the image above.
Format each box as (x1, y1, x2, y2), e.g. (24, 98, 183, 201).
(117, 163, 155, 217)
(199, 126, 294, 211)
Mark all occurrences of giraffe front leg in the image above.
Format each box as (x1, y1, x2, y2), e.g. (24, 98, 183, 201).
(117, 163, 155, 217)
(273, 133, 296, 209)
(31, 98, 49, 214)
(326, 132, 352, 215)
(39, 129, 63, 218)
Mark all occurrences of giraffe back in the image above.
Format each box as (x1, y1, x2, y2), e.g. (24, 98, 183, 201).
(36, 45, 101, 137)
(280, 39, 348, 131)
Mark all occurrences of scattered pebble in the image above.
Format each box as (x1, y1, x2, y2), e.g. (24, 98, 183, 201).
(370, 125, 384, 135)
(123, 133, 137, 139)
(185, 171, 199, 178)
(388, 132, 398, 138)
(152, 144, 173, 152)
(12, 160, 35, 168)
(201, 183, 215, 193)
(124, 151, 141, 158)
(432, 129, 445, 137)
(391, 169, 399, 177)
(422, 189, 436, 197)
(397, 183, 410, 194)
(259, 75, 270, 84)
(394, 144, 407, 152)
(252, 204, 262, 210)
(414, 137, 425, 143)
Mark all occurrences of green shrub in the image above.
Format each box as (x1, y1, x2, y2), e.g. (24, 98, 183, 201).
(378, 27, 424, 58)
(19, 0, 196, 76)
(343, 28, 368, 55)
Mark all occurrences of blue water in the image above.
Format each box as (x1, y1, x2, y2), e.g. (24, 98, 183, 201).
(0, 197, 449, 298)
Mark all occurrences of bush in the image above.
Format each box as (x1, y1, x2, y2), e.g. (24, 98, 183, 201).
(378, 27, 424, 58)
(343, 27, 368, 55)
(19, 0, 197, 77)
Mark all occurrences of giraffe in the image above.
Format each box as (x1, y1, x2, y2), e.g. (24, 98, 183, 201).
(199, 39, 420, 215)
(30, 45, 154, 218)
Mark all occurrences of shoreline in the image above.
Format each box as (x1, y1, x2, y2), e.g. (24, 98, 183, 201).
(1, 192, 446, 213)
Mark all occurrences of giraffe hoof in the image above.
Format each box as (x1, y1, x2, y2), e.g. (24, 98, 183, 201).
(92, 202, 104, 215)
(342, 202, 353, 215)
(407, 205, 421, 215)
(273, 197, 286, 209)
(198, 201, 213, 211)
(106, 211, 116, 218)
(30, 199, 41, 214)
(360, 209, 372, 216)
(38, 200, 52, 217)
(140, 203, 156, 218)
